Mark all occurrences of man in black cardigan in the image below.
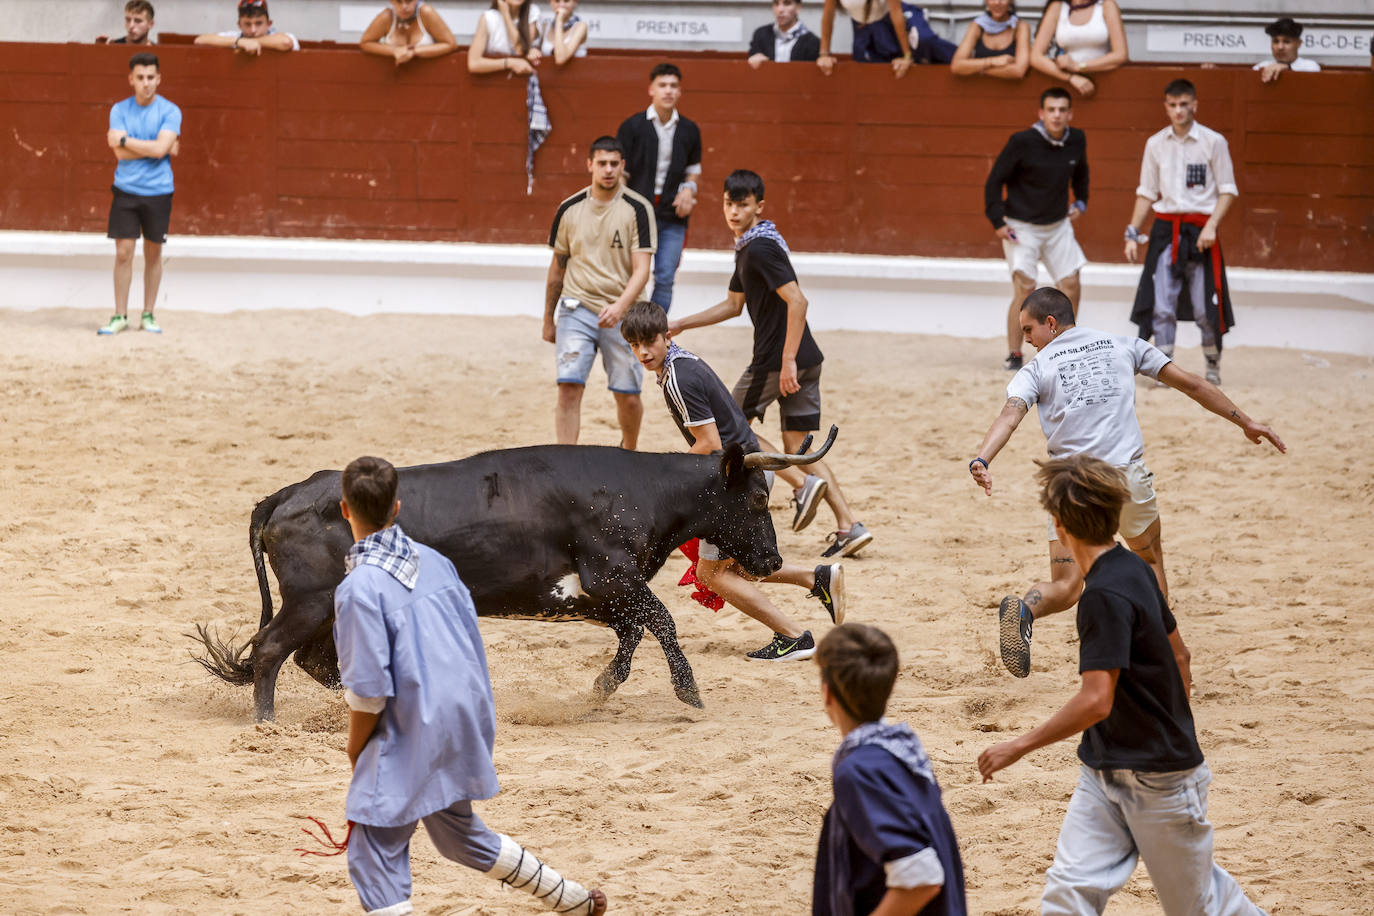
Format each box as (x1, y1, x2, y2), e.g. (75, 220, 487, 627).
(616, 62, 703, 314)
(748, 0, 821, 67)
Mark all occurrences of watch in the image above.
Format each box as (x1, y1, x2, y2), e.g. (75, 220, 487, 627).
(119, 135, 127, 148)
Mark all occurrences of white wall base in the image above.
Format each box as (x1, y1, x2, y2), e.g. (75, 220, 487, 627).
(3, 231, 1371, 355)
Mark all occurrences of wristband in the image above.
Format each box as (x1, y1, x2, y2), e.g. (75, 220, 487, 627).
(233, 36, 240, 48)
(1124, 225, 1148, 244)
(969, 457, 988, 471)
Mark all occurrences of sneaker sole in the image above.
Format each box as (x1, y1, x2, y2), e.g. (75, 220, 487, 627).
(792, 478, 828, 533)
(998, 595, 1030, 678)
(838, 531, 874, 558)
(828, 564, 846, 625)
(745, 646, 817, 662)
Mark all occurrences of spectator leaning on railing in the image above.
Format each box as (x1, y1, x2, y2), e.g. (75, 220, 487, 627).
(817, 0, 958, 79)
(748, 0, 821, 68)
(1030, 0, 1127, 99)
(194, 0, 299, 54)
(541, 0, 588, 66)
(1255, 17, 1320, 83)
(98, 0, 155, 45)
(360, 0, 458, 66)
(951, 0, 1029, 80)
(469, 0, 542, 74)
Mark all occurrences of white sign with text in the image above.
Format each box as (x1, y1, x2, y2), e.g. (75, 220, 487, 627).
(340, 5, 742, 43)
(1147, 24, 1371, 58)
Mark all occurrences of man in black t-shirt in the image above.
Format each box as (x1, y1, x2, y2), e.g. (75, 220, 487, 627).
(978, 455, 1268, 916)
(669, 169, 874, 560)
(620, 302, 845, 663)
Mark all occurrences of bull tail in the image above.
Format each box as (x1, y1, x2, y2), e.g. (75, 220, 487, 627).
(187, 623, 254, 686)
(250, 490, 282, 630)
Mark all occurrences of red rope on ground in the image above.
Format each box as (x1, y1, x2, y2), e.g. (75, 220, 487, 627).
(293, 815, 353, 856)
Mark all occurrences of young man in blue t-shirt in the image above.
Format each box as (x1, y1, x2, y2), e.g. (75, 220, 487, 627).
(102, 52, 181, 335)
(978, 454, 1268, 915)
(813, 623, 967, 916)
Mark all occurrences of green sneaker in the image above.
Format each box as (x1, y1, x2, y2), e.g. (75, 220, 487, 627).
(97, 314, 129, 336)
(140, 312, 162, 334)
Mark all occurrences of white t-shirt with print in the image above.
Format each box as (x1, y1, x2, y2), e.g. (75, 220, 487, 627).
(1006, 326, 1171, 467)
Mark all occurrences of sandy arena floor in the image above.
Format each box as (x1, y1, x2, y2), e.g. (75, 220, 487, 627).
(1, 307, 1371, 914)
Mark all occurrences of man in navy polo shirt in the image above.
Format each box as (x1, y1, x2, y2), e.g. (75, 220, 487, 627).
(102, 52, 180, 336)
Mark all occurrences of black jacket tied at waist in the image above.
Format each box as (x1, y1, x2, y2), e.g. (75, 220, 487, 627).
(1131, 215, 1235, 348)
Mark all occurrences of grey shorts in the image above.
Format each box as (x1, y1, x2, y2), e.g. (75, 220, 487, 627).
(732, 363, 822, 432)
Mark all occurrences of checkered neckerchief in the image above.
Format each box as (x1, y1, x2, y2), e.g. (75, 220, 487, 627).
(345, 524, 420, 590)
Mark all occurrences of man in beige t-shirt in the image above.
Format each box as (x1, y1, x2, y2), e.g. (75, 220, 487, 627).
(544, 136, 657, 448)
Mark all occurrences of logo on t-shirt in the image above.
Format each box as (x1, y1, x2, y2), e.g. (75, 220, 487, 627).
(611, 230, 624, 249)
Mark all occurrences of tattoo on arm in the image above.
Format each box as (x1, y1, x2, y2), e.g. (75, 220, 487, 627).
(1006, 397, 1028, 412)
(555, 253, 569, 268)
(1229, 408, 1239, 420)
(1025, 587, 1043, 607)
(1052, 557, 1075, 565)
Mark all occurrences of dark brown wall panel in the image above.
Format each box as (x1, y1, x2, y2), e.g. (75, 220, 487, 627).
(1, 41, 1371, 272)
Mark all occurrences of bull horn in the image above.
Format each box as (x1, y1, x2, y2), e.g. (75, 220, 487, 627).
(743, 425, 838, 470)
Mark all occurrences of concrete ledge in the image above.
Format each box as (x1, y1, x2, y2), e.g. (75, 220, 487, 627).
(4, 231, 1371, 354)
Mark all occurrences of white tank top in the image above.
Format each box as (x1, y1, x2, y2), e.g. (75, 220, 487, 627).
(479, 5, 541, 55)
(381, 3, 435, 46)
(1055, 1, 1110, 66)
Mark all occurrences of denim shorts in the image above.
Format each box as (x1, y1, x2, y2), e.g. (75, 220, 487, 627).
(554, 298, 643, 393)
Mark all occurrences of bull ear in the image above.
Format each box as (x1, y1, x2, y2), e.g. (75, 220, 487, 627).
(720, 443, 746, 488)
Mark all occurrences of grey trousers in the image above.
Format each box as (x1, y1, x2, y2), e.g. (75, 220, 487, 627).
(1153, 247, 1217, 353)
(348, 800, 501, 913)
(1041, 763, 1267, 916)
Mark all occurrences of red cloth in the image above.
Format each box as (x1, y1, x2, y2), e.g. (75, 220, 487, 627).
(678, 539, 725, 611)
(1161, 211, 1227, 334)
(294, 816, 352, 857)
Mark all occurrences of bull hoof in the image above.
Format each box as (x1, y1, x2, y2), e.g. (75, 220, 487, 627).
(675, 684, 705, 709)
(592, 670, 622, 700)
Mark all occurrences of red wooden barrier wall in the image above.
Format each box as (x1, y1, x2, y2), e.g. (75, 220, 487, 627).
(2, 40, 1371, 272)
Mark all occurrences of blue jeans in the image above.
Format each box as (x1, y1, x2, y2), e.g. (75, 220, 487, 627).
(1042, 763, 1267, 916)
(651, 220, 687, 312)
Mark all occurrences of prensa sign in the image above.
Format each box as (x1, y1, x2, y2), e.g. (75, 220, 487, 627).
(1147, 25, 1372, 57)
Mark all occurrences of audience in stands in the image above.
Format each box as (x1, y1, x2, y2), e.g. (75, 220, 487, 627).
(360, 0, 458, 65)
(98, 0, 155, 45)
(1030, 0, 1128, 98)
(748, 0, 821, 68)
(1255, 18, 1320, 83)
(951, 0, 1029, 80)
(817, 0, 957, 79)
(541, 0, 588, 65)
(468, 0, 542, 74)
(616, 63, 703, 314)
(195, 0, 299, 54)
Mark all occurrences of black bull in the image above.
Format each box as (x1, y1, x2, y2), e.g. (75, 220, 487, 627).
(193, 430, 836, 721)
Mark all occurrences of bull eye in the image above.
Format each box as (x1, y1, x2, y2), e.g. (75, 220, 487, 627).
(751, 490, 768, 510)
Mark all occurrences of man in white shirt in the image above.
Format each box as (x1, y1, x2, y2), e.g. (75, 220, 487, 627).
(966, 287, 1284, 678)
(1255, 17, 1320, 83)
(194, 0, 299, 54)
(1123, 78, 1237, 385)
(748, 0, 821, 68)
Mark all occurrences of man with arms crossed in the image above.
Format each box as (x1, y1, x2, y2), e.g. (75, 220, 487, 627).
(545, 136, 656, 448)
(1125, 79, 1237, 385)
(967, 288, 1284, 678)
(985, 86, 1089, 371)
(979, 454, 1268, 915)
(620, 301, 844, 662)
(101, 52, 180, 336)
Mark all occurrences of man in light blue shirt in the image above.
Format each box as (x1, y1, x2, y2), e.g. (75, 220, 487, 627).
(334, 455, 607, 916)
(102, 52, 180, 336)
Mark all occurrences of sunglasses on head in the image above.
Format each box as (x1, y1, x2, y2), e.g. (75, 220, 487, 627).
(238, 0, 267, 12)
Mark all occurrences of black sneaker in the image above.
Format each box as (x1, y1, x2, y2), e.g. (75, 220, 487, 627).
(791, 474, 828, 533)
(1003, 352, 1023, 371)
(746, 630, 816, 662)
(998, 595, 1033, 678)
(810, 563, 845, 624)
(821, 522, 874, 559)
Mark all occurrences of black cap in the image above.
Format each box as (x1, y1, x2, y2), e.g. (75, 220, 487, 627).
(1265, 18, 1303, 39)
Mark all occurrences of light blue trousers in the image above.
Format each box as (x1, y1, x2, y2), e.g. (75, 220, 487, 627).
(348, 800, 501, 913)
(1042, 763, 1267, 916)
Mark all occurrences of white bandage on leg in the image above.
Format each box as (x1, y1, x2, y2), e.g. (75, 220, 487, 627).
(364, 901, 413, 916)
(486, 834, 595, 914)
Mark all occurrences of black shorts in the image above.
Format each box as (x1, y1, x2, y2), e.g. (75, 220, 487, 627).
(107, 186, 173, 243)
(731, 363, 823, 432)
